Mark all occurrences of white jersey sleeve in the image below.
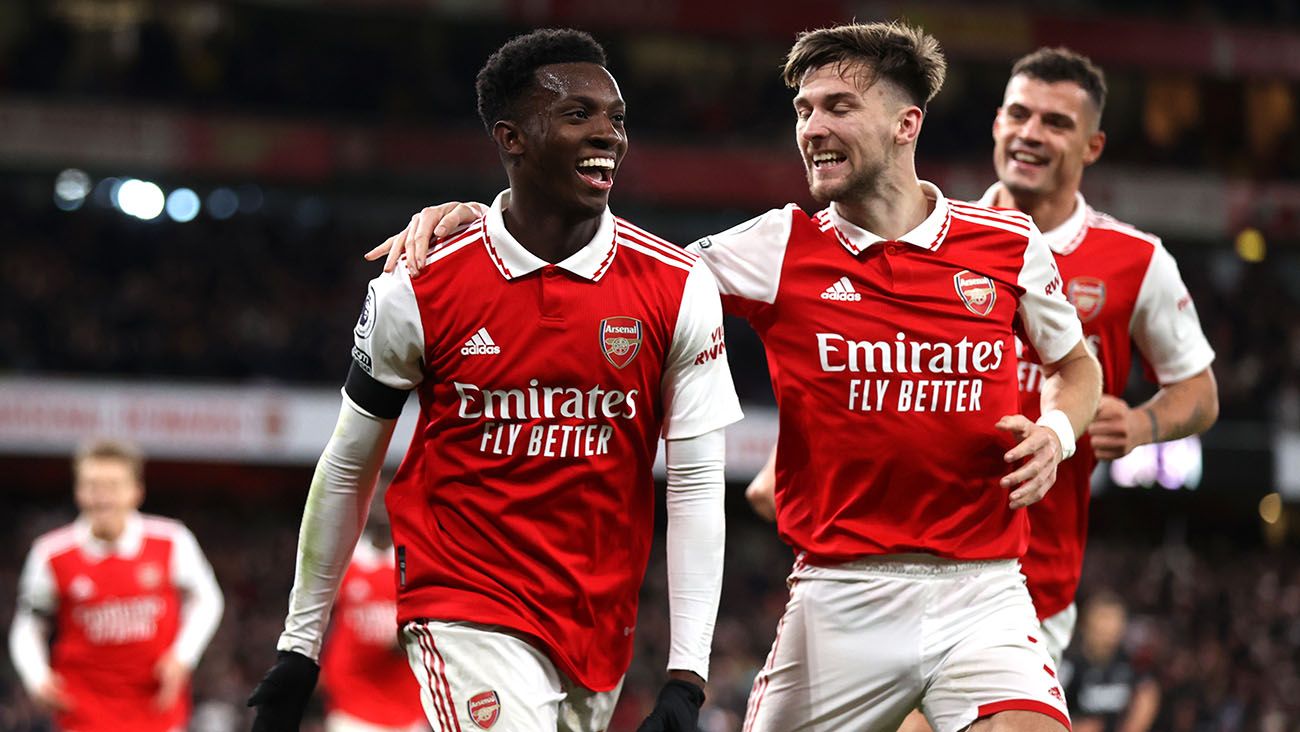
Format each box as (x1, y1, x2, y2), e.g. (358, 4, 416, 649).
(1131, 243, 1216, 384)
(167, 524, 224, 669)
(1017, 223, 1084, 364)
(9, 541, 57, 692)
(352, 268, 426, 392)
(686, 206, 794, 304)
(659, 261, 744, 440)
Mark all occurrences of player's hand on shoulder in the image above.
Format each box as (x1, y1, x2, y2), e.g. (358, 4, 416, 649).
(996, 414, 1061, 509)
(364, 202, 487, 277)
(1087, 394, 1139, 460)
(636, 677, 706, 732)
(247, 650, 320, 731)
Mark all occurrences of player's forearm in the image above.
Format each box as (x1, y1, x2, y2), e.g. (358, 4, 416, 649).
(1040, 341, 1102, 439)
(8, 609, 52, 692)
(1134, 368, 1218, 446)
(1118, 680, 1160, 732)
(278, 394, 396, 661)
(663, 429, 726, 682)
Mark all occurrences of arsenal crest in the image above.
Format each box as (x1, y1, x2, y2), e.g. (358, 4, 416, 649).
(137, 563, 163, 590)
(1067, 277, 1106, 322)
(467, 690, 500, 729)
(600, 316, 643, 369)
(954, 270, 997, 317)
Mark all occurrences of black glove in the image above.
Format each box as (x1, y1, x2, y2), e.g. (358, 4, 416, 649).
(636, 679, 706, 732)
(247, 650, 320, 731)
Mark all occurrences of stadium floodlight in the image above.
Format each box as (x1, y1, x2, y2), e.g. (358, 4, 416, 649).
(208, 187, 239, 220)
(115, 179, 166, 220)
(54, 169, 92, 211)
(166, 188, 202, 223)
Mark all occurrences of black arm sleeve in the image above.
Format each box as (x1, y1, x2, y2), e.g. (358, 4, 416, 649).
(343, 360, 410, 420)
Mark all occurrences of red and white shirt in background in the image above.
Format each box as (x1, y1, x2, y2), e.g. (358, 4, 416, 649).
(690, 181, 1082, 564)
(352, 190, 743, 692)
(320, 537, 426, 731)
(12, 512, 223, 732)
(979, 185, 1216, 620)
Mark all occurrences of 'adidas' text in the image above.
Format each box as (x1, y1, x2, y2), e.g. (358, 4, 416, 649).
(821, 276, 862, 302)
(461, 327, 501, 356)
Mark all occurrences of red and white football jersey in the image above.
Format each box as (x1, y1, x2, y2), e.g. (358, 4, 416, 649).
(980, 186, 1215, 619)
(13, 513, 222, 732)
(320, 537, 425, 728)
(690, 182, 1081, 564)
(352, 191, 742, 692)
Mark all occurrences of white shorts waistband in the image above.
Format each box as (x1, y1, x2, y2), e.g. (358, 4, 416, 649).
(796, 553, 1018, 579)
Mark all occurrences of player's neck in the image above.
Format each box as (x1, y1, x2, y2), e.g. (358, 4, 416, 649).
(834, 175, 931, 241)
(87, 515, 127, 543)
(501, 194, 601, 264)
(996, 185, 1078, 235)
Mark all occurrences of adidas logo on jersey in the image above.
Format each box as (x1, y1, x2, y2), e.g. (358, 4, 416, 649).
(461, 327, 501, 356)
(821, 276, 862, 302)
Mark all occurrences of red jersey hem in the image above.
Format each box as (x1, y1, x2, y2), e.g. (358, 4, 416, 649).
(976, 699, 1070, 730)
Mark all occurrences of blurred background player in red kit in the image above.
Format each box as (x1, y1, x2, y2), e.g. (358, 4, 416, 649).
(7, 438, 225, 732)
(319, 488, 428, 732)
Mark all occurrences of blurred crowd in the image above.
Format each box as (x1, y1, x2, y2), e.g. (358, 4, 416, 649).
(3, 189, 1298, 423)
(2, 3, 1298, 178)
(0, 498, 1296, 732)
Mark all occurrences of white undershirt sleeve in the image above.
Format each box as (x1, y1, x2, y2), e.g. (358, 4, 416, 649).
(9, 544, 57, 693)
(663, 428, 726, 681)
(167, 526, 224, 669)
(276, 393, 397, 661)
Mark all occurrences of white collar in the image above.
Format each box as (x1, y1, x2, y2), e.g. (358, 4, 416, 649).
(827, 181, 952, 256)
(483, 189, 618, 281)
(978, 183, 1089, 255)
(75, 512, 144, 561)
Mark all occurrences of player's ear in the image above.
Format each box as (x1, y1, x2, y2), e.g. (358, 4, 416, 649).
(1083, 129, 1106, 166)
(895, 105, 924, 146)
(492, 120, 526, 158)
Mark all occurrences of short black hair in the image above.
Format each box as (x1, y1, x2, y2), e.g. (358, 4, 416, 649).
(1010, 47, 1107, 119)
(475, 28, 608, 133)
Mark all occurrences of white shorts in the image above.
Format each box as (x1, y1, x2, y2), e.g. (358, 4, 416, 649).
(325, 710, 430, 732)
(743, 555, 1070, 732)
(1038, 602, 1078, 666)
(401, 620, 622, 732)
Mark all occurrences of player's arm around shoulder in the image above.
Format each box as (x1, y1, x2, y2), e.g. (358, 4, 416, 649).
(366, 201, 489, 276)
(685, 205, 800, 305)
